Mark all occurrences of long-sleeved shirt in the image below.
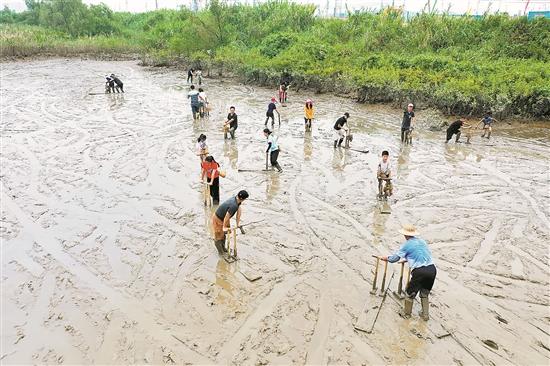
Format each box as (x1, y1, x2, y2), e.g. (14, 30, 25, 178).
(388, 237, 434, 269)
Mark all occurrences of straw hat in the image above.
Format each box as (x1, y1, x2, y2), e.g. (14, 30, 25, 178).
(399, 224, 419, 236)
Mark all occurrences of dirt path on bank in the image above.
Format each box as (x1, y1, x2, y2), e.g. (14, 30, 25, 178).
(1, 59, 549, 365)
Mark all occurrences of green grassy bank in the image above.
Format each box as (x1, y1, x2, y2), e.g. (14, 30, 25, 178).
(1, 1, 549, 118)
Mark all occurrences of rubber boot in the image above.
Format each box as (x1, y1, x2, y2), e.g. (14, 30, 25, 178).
(214, 240, 225, 255)
(419, 297, 430, 321)
(334, 140, 338, 148)
(338, 138, 344, 147)
(399, 298, 413, 318)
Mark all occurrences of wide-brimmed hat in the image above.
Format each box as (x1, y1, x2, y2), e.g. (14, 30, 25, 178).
(399, 224, 419, 236)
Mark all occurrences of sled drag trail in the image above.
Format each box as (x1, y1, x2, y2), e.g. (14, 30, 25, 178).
(1, 59, 549, 365)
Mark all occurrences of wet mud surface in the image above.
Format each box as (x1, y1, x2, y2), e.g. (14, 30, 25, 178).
(1, 59, 549, 365)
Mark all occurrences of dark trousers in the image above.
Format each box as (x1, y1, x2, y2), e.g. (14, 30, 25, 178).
(270, 150, 281, 171)
(265, 113, 275, 125)
(208, 177, 220, 204)
(406, 264, 437, 298)
(187, 75, 193, 83)
(446, 130, 461, 142)
(401, 128, 409, 142)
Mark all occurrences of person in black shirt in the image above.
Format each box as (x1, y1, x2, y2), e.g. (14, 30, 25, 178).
(211, 190, 249, 254)
(401, 103, 415, 142)
(333, 113, 350, 148)
(446, 119, 471, 143)
(187, 68, 194, 84)
(265, 98, 280, 126)
(110, 74, 124, 93)
(224, 106, 238, 140)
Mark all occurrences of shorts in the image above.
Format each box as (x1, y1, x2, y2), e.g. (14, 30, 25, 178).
(266, 112, 274, 118)
(407, 264, 437, 298)
(191, 104, 200, 115)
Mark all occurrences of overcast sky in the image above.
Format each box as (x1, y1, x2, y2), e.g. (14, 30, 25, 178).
(3, 0, 549, 15)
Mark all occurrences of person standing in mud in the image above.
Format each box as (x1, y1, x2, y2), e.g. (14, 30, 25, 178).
(380, 225, 436, 321)
(304, 99, 314, 131)
(265, 98, 280, 127)
(105, 75, 115, 93)
(196, 134, 208, 161)
(401, 103, 415, 143)
(110, 74, 124, 93)
(211, 190, 249, 255)
(478, 111, 497, 139)
(333, 112, 350, 148)
(224, 106, 238, 140)
(264, 128, 283, 172)
(187, 85, 200, 120)
(187, 68, 194, 84)
(377, 150, 393, 198)
(201, 155, 221, 205)
(278, 82, 288, 104)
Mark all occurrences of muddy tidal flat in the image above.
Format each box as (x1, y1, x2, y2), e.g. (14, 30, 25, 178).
(1, 59, 549, 365)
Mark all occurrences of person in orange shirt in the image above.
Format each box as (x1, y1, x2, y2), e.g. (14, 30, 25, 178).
(304, 99, 314, 131)
(201, 156, 220, 204)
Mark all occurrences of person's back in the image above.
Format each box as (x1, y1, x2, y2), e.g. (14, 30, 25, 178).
(399, 237, 434, 269)
(334, 116, 346, 130)
(305, 105, 314, 119)
(215, 196, 238, 220)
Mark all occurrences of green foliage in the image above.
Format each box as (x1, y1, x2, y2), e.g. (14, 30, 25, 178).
(1, 0, 549, 117)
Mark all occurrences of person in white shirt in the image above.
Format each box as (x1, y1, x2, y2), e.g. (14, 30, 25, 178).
(195, 134, 208, 161)
(377, 150, 393, 198)
(263, 128, 282, 173)
(198, 88, 208, 117)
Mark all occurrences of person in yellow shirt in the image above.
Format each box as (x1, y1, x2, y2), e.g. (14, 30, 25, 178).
(304, 99, 314, 132)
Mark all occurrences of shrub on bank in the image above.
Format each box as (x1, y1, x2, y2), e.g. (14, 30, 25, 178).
(1, 0, 549, 118)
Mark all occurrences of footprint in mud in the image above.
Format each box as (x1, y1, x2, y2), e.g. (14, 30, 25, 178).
(482, 339, 499, 350)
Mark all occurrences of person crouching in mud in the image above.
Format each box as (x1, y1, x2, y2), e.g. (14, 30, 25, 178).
(110, 74, 124, 93)
(211, 190, 249, 255)
(445, 118, 471, 144)
(264, 128, 283, 173)
(105, 76, 115, 93)
(380, 225, 437, 321)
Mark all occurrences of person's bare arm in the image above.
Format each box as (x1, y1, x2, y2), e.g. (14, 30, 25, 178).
(223, 212, 231, 231)
(209, 168, 217, 185)
(236, 207, 242, 227)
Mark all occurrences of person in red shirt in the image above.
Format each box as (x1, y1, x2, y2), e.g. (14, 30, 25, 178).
(201, 156, 220, 204)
